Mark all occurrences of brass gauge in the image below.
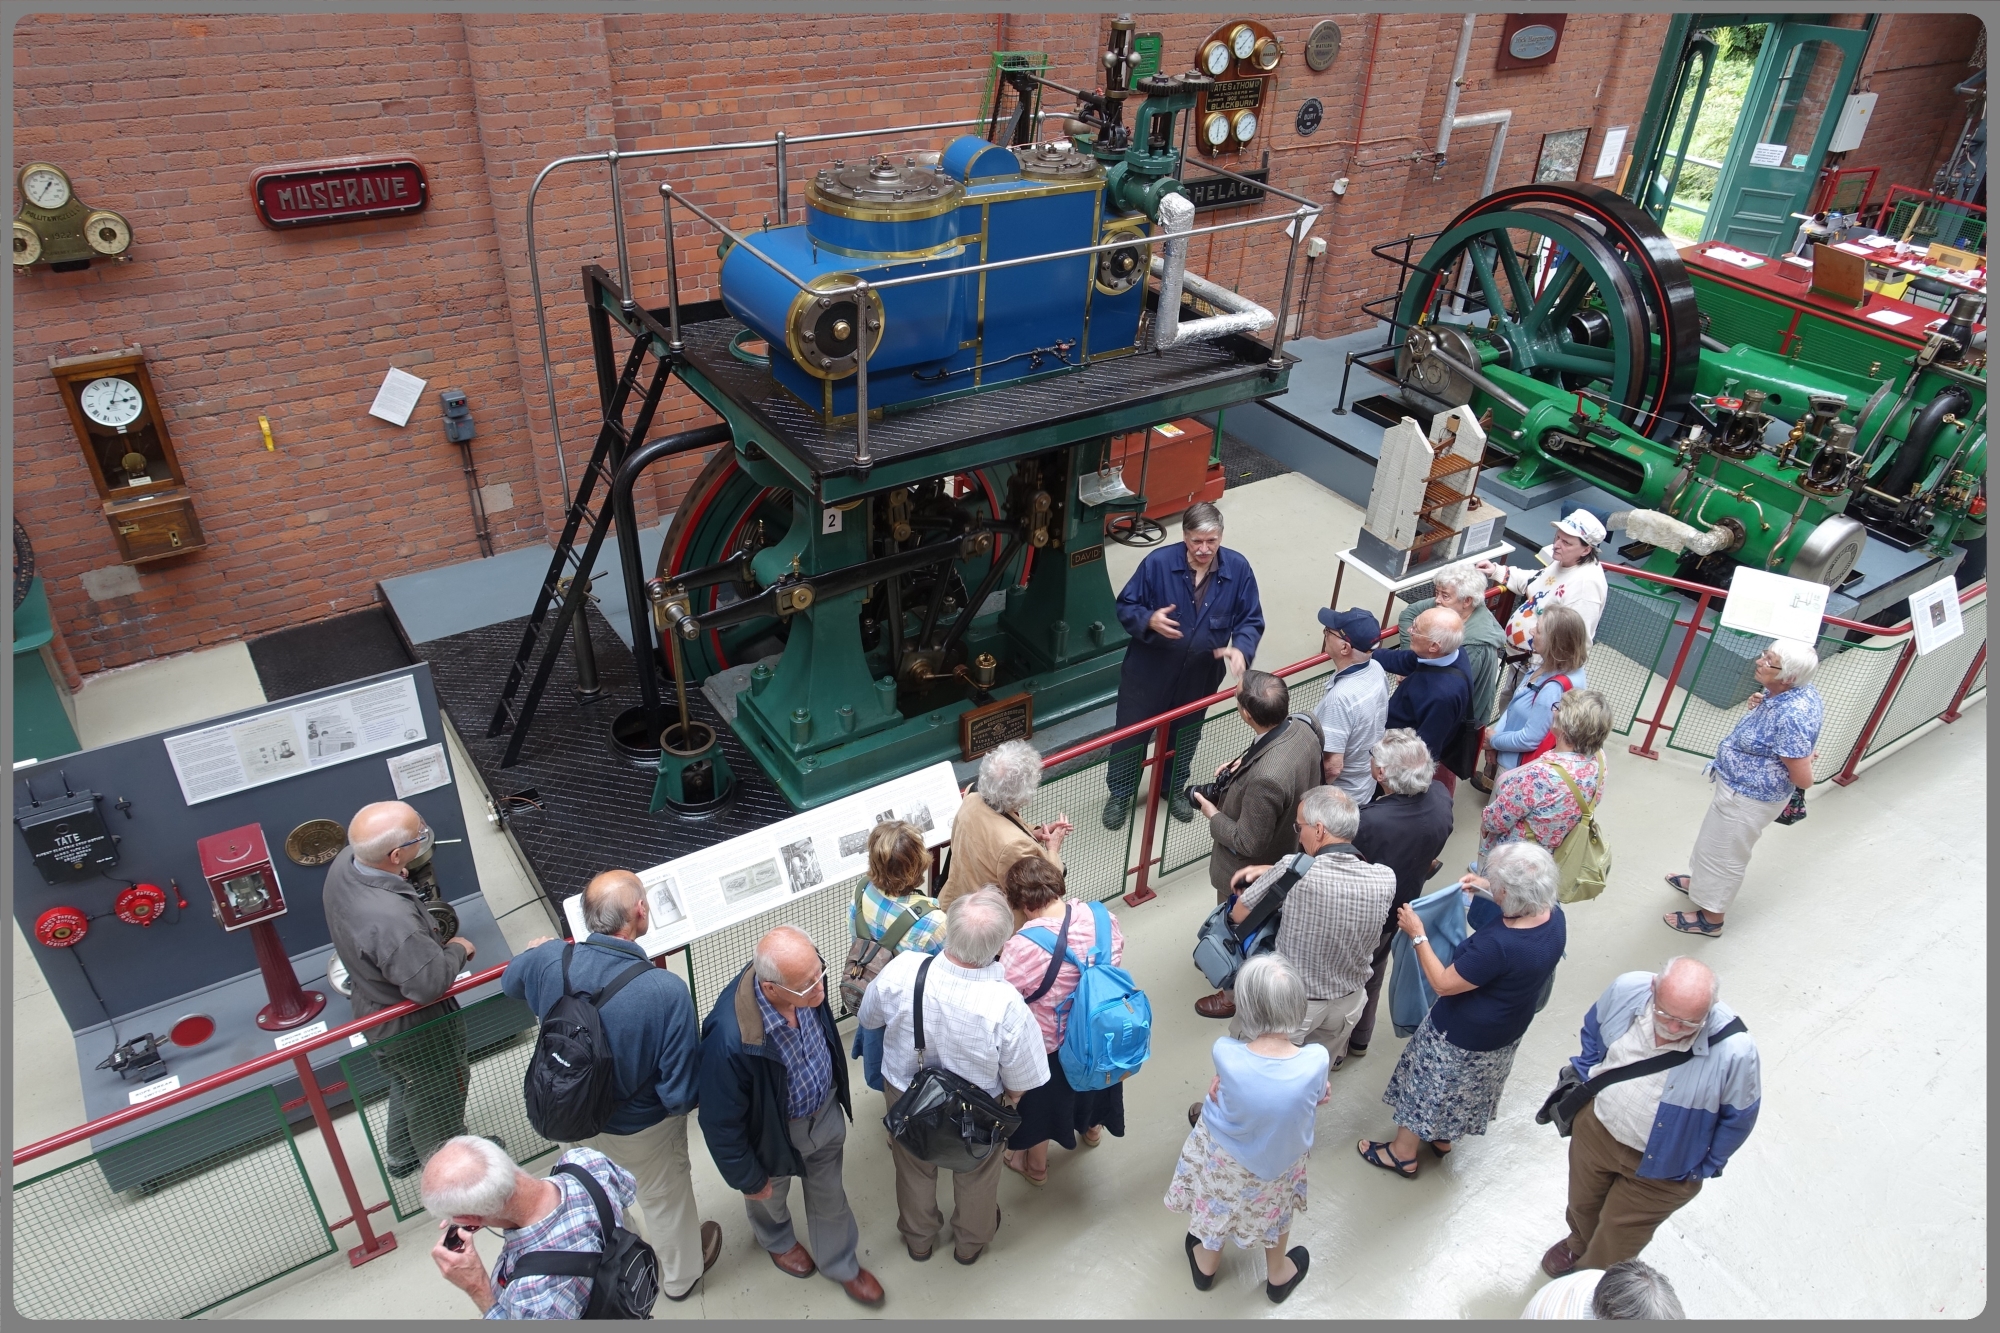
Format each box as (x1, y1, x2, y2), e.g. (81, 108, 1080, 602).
(1203, 112, 1232, 148)
(19, 163, 71, 210)
(84, 209, 132, 257)
(1232, 109, 1260, 144)
(1228, 24, 1258, 61)
(1201, 40, 1232, 76)
(1254, 37, 1282, 71)
(13, 219, 42, 267)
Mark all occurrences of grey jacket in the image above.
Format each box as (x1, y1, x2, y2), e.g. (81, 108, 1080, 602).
(322, 846, 468, 1039)
(1207, 716, 1323, 899)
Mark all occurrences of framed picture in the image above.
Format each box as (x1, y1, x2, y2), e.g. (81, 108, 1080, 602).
(1536, 128, 1589, 183)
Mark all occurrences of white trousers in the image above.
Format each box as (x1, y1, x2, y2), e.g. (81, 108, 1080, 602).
(1687, 777, 1789, 915)
(579, 1113, 704, 1296)
(1231, 987, 1367, 1062)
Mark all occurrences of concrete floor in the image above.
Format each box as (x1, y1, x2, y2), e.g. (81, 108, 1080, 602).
(12, 469, 1986, 1320)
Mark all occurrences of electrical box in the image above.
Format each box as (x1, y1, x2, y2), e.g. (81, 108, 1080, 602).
(1828, 93, 1877, 153)
(196, 823, 289, 931)
(15, 792, 119, 883)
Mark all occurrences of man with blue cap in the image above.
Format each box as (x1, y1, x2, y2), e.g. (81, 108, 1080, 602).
(1313, 607, 1390, 808)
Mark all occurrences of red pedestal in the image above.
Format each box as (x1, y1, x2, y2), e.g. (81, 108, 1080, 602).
(249, 920, 327, 1031)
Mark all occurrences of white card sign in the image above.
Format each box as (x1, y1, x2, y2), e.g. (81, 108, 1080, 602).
(1749, 142, 1789, 167)
(368, 367, 428, 426)
(1720, 568, 1829, 644)
(1592, 126, 1628, 179)
(1908, 575, 1965, 655)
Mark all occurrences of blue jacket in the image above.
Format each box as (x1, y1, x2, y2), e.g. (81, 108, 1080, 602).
(1569, 972, 1761, 1181)
(501, 935, 700, 1135)
(696, 964, 850, 1195)
(1372, 647, 1472, 761)
(1388, 883, 1472, 1037)
(1113, 543, 1265, 727)
(1490, 668, 1587, 769)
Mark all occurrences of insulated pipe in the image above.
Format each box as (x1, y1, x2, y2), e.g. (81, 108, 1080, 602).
(1149, 192, 1275, 348)
(1434, 13, 1476, 171)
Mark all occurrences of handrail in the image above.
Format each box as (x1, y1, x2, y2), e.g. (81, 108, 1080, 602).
(1040, 651, 1331, 769)
(1601, 561, 1986, 636)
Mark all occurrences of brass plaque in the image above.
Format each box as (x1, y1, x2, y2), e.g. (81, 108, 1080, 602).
(1204, 78, 1264, 113)
(1070, 544, 1105, 568)
(959, 694, 1034, 762)
(284, 819, 348, 866)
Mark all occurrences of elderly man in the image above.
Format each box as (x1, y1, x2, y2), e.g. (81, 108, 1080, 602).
(941, 738, 1067, 911)
(1213, 787, 1395, 1063)
(1313, 607, 1390, 807)
(1523, 1257, 1686, 1320)
(1371, 606, 1473, 791)
(423, 1137, 638, 1319)
(859, 888, 1047, 1266)
(1104, 501, 1266, 830)
(1194, 665, 1321, 894)
(1396, 561, 1506, 730)
(323, 800, 479, 1178)
(697, 926, 883, 1306)
(501, 872, 719, 1301)
(1542, 958, 1760, 1279)
(1346, 730, 1456, 1061)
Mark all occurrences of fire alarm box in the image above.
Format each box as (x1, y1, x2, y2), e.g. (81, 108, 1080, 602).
(196, 823, 288, 931)
(16, 791, 120, 883)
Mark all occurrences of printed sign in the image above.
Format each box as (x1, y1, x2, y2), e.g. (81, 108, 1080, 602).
(252, 158, 429, 229)
(1908, 575, 1965, 655)
(163, 675, 426, 805)
(1749, 142, 1789, 167)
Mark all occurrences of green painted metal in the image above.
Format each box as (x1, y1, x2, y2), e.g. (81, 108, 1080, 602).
(11, 579, 78, 762)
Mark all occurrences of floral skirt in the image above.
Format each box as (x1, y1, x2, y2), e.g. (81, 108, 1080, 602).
(1163, 1119, 1309, 1251)
(1381, 1013, 1520, 1143)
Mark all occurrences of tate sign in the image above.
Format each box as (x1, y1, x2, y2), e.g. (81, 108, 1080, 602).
(250, 158, 429, 229)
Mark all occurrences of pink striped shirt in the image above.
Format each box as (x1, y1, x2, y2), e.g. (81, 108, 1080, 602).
(1001, 904, 1126, 1053)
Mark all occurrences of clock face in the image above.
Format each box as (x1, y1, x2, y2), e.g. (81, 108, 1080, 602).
(1202, 41, 1232, 76)
(21, 164, 70, 210)
(1204, 112, 1232, 147)
(1233, 110, 1259, 143)
(79, 376, 145, 429)
(1229, 25, 1258, 60)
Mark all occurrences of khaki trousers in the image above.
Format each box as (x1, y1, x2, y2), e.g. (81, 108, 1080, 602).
(1562, 1102, 1703, 1269)
(883, 1082, 1008, 1260)
(578, 1114, 704, 1297)
(1230, 987, 1366, 1063)
(1687, 776, 1789, 915)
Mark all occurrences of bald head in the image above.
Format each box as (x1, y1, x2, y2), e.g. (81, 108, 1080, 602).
(420, 1134, 528, 1225)
(753, 925, 821, 996)
(1411, 606, 1465, 656)
(1657, 956, 1718, 1019)
(582, 870, 647, 938)
(349, 801, 422, 868)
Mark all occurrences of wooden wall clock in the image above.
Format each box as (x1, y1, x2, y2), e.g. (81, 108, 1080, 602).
(48, 347, 205, 563)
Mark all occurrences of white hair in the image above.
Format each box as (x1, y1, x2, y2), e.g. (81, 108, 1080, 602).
(1659, 955, 1721, 1008)
(582, 874, 643, 935)
(1431, 562, 1488, 606)
(753, 925, 816, 987)
(420, 1135, 520, 1219)
(1485, 841, 1559, 917)
(1370, 729, 1435, 796)
(1183, 501, 1224, 534)
(1232, 954, 1306, 1039)
(1593, 1259, 1686, 1320)
(945, 887, 1014, 966)
(1764, 637, 1818, 688)
(1297, 785, 1359, 840)
(977, 739, 1043, 814)
(1417, 608, 1465, 653)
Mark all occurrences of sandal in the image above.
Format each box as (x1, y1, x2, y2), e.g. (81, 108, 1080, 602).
(1079, 1126, 1103, 1148)
(1356, 1138, 1419, 1179)
(1427, 1140, 1452, 1160)
(1004, 1150, 1048, 1186)
(1664, 874, 1692, 894)
(1664, 909, 1724, 937)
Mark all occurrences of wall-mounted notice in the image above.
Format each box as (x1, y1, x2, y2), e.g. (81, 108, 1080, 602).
(164, 675, 426, 805)
(563, 761, 964, 957)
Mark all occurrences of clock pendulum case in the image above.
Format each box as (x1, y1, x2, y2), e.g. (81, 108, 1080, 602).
(48, 347, 205, 563)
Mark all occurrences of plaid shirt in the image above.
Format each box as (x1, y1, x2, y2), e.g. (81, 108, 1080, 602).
(850, 881, 948, 957)
(1237, 847, 1395, 1001)
(486, 1149, 636, 1320)
(756, 980, 835, 1120)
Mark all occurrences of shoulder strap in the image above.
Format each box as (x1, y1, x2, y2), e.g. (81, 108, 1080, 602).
(1547, 757, 1597, 819)
(507, 1163, 616, 1285)
(879, 899, 922, 954)
(554, 1161, 617, 1238)
(592, 959, 656, 1012)
(1085, 899, 1113, 968)
(1579, 1016, 1748, 1097)
(1022, 904, 1074, 1004)
(851, 879, 872, 939)
(912, 954, 934, 1061)
(559, 942, 576, 994)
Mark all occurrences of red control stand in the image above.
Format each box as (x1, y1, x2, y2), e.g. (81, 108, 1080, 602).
(196, 822, 326, 1030)
(249, 919, 327, 1030)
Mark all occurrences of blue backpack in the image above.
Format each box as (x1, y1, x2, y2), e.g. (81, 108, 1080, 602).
(1022, 899, 1152, 1091)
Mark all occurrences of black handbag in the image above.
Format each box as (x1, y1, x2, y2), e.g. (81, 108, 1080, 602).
(882, 956, 1023, 1172)
(1536, 1016, 1747, 1137)
(1774, 786, 1808, 826)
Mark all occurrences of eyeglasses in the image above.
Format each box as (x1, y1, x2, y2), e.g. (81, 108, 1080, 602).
(392, 825, 434, 856)
(763, 974, 825, 1001)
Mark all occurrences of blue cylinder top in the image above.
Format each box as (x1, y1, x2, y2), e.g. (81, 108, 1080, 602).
(940, 134, 1022, 183)
(804, 155, 965, 256)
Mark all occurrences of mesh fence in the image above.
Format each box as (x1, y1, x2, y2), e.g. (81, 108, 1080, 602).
(13, 1086, 335, 1319)
(1024, 750, 1137, 905)
(1876, 195, 1986, 253)
(685, 869, 869, 1022)
(1593, 578, 1685, 733)
(340, 995, 557, 1221)
(1863, 598, 1990, 759)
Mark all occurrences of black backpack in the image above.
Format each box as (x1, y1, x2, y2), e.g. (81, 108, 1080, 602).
(522, 944, 653, 1144)
(507, 1162, 660, 1318)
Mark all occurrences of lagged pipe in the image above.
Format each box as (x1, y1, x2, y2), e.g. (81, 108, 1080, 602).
(1149, 191, 1275, 349)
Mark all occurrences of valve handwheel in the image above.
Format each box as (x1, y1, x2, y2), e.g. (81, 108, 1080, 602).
(13, 518, 34, 610)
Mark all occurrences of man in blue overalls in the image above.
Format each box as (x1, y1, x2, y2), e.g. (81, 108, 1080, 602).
(1102, 501, 1266, 829)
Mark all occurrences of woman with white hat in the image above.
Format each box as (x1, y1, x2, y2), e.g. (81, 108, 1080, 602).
(1475, 510, 1610, 655)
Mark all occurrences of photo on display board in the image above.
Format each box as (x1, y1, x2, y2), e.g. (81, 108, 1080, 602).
(873, 809, 895, 825)
(904, 802, 934, 834)
(781, 838, 824, 893)
(720, 858, 784, 906)
(837, 829, 871, 858)
(646, 877, 687, 928)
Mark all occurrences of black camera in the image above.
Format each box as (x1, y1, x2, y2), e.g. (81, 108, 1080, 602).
(1182, 780, 1224, 808)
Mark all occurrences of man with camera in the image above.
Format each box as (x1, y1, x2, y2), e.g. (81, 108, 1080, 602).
(1190, 671, 1324, 1020)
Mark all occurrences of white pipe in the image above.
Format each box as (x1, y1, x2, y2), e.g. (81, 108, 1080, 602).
(1149, 192, 1273, 348)
(1435, 13, 1476, 159)
(1454, 109, 1513, 196)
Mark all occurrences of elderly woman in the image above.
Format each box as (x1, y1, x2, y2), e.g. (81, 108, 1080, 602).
(848, 820, 945, 1100)
(999, 857, 1127, 1184)
(1359, 841, 1566, 1179)
(941, 739, 1069, 910)
(1664, 638, 1823, 938)
(1476, 510, 1610, 656)
(1489, 605, 1591, 772)
(1166, 954, 1325, 1304)
(1480, 690, 1613, 861)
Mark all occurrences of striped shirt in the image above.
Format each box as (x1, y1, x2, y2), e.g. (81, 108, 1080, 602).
(1236, 848, 1395, 1001)
(756, 983, 834, 1120)
(487, 1149, 636, 1320)
(850, 882, 948, 957)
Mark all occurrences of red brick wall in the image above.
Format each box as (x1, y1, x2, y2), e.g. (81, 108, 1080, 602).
(12, 12, 1968, 679)
(1849, 12, 1987, 201)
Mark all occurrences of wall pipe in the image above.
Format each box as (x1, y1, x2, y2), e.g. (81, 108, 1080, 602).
(1434, 12, 1476, 171)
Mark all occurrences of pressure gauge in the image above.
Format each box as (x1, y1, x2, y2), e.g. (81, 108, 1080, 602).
(19, 163, 71, 210)
(14, 220, 42, 267)
(1202, 40, 1232, 76)
(1254, 37, 1282, 71)
(79, 376, 145, 429)
(1204, 112, 1232, 147)
(1233, 110, 1259, 143)
(1229, 25, 1258, 61)
(83, 210, 131, 257)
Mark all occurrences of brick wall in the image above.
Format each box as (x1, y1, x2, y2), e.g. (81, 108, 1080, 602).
(1849, 12, 1987, 201)
(9, 12, 1972, 679)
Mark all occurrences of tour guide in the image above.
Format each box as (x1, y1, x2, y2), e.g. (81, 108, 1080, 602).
(1103, 502, 1265, 830)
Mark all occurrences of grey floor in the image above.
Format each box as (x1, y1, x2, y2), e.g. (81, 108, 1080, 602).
(11, 469, 1985, 1320)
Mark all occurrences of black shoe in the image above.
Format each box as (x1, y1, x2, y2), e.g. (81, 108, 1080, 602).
(1169, 791, 1195, 823)
(1267, 1246, 1310, 1304)
(1185, 1233, 1216, 1291)
(1102, 794, 1133, 830)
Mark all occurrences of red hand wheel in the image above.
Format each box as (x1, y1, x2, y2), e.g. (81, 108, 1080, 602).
(35, 905, 88, 948)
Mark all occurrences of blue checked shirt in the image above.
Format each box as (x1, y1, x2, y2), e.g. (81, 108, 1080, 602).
(756, 980, 835, 1121)
(485, 1149, 635, 1320)
(850, 882, 948, 957)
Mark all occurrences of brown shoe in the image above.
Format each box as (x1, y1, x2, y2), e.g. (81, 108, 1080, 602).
(700, 1220, 722, 1272)
(1194, 991, 1236, 1019)
(841, 1268, 885, 1306)
(1540, 1238, 1581, 1278)
(771, 1242, 817, 1278)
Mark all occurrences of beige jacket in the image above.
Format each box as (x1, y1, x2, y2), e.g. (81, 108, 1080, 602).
(939, 790, 1062, 910)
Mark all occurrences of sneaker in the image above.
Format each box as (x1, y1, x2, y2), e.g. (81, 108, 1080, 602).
(1101, 794, 1133, 830)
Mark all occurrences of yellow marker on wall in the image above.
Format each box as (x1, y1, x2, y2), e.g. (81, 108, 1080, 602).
(259, 415, 275, 450)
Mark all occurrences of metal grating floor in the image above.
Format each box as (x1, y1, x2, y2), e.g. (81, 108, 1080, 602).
(417, 603, 797, 913)
(675, 306, 1291, 478)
